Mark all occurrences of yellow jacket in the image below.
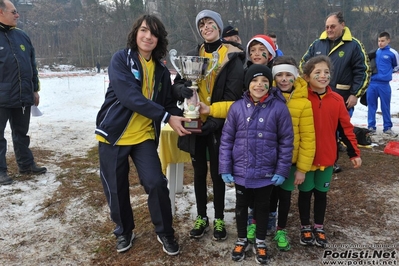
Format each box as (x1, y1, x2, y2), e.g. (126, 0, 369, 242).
(209, 101, 233, 118)
(283, 77, 315, 173)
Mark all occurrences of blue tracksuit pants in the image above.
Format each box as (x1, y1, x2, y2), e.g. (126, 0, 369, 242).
(367, 81, 393, 131)
(98, 140, 175, 237)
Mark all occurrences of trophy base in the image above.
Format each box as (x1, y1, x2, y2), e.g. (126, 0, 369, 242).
(182, 118, 202, 134)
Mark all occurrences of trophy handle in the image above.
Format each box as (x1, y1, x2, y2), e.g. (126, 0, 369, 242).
(169, 49, 183, 77)
(205, 51, 219, 77)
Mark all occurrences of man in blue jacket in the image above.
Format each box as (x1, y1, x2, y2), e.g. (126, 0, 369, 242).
(367, 31, 399, 137)
(0, 0, 47, 185)
(300, 11, 370, 173)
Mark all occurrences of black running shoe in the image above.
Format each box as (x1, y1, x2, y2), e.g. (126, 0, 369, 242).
(116, 232, 135, 253)
(313, 228, 328, 248)
(213, 218, 227, 241)
(157, 235, 180, 255)
(189, 215, 209, 238)
(300, 226, 315, 246)
(253, 241, 269, 264)
(232, 239, 249, 262)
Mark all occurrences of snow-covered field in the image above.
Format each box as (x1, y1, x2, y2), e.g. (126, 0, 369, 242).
(0, 69, 398, 265)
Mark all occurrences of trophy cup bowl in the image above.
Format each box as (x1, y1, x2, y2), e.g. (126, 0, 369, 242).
(169, 49, 219, 133)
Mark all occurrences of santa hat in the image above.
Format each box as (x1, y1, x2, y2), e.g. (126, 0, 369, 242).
(246, 35, 276, 62)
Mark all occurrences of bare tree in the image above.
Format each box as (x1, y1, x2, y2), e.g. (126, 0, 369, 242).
(21, 0, 399, 67)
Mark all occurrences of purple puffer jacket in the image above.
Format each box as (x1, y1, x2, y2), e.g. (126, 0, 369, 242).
(219, 88, 294, 189)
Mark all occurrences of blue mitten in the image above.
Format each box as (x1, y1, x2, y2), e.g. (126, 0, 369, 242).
(221, 173, 234, 183)
(271, 174, 285, 186)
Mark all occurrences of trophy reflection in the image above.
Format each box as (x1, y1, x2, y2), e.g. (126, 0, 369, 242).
(169, 49, 219, 133)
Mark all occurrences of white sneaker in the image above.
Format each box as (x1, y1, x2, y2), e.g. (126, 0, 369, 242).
(383, 128, 398, 137)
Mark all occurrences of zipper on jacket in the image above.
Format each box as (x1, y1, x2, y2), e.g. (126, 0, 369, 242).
(6, 30, 24, 107)
(312, 91, 323, 109)
(113, 114, 133, 146)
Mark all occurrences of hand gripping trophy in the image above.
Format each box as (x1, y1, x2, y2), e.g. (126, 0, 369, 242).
(169, 49, 219, 133)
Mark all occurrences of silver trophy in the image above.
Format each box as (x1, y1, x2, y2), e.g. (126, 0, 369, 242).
(169, 49, 219, 133)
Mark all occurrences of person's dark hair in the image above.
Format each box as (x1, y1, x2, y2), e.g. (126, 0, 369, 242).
(248, 40, 262, 49)
(302, 55, 333, 77)
(126, 14, 168, 61)
(326, 11, 345, 24)
(273, 55, 297, 67)
(379, 31, 390, 39)
(267, 33, 277, 38)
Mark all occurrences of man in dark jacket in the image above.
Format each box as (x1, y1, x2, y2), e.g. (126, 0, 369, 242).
(0, 0, 47, 185)
(222, 25, 244, 51)
(299, 11, 371, 173)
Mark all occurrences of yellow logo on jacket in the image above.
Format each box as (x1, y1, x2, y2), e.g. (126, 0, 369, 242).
(339, 51, 344, 57)
(20, 44, 25, 51)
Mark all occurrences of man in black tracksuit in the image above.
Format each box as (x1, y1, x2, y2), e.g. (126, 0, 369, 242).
(300, 11, 371, 173)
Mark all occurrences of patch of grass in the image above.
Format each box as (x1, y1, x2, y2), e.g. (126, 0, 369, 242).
(40, 147, 102, 220)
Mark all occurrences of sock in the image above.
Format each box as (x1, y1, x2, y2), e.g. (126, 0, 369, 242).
(238, 237, 247, 242)
(277, 226, 284, 231)
(256, 238, 266, 244)
(314, 224, 323, 229)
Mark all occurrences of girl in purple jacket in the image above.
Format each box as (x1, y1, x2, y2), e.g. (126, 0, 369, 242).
(219, 64, 293, 264)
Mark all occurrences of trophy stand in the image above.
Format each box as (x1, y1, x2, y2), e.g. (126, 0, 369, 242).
(182, 81, 202, 133)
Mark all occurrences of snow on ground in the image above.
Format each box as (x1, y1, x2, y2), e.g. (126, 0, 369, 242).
(1, 69, 399, 265)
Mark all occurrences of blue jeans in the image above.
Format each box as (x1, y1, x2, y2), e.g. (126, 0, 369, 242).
(0, 107, 34, 172)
